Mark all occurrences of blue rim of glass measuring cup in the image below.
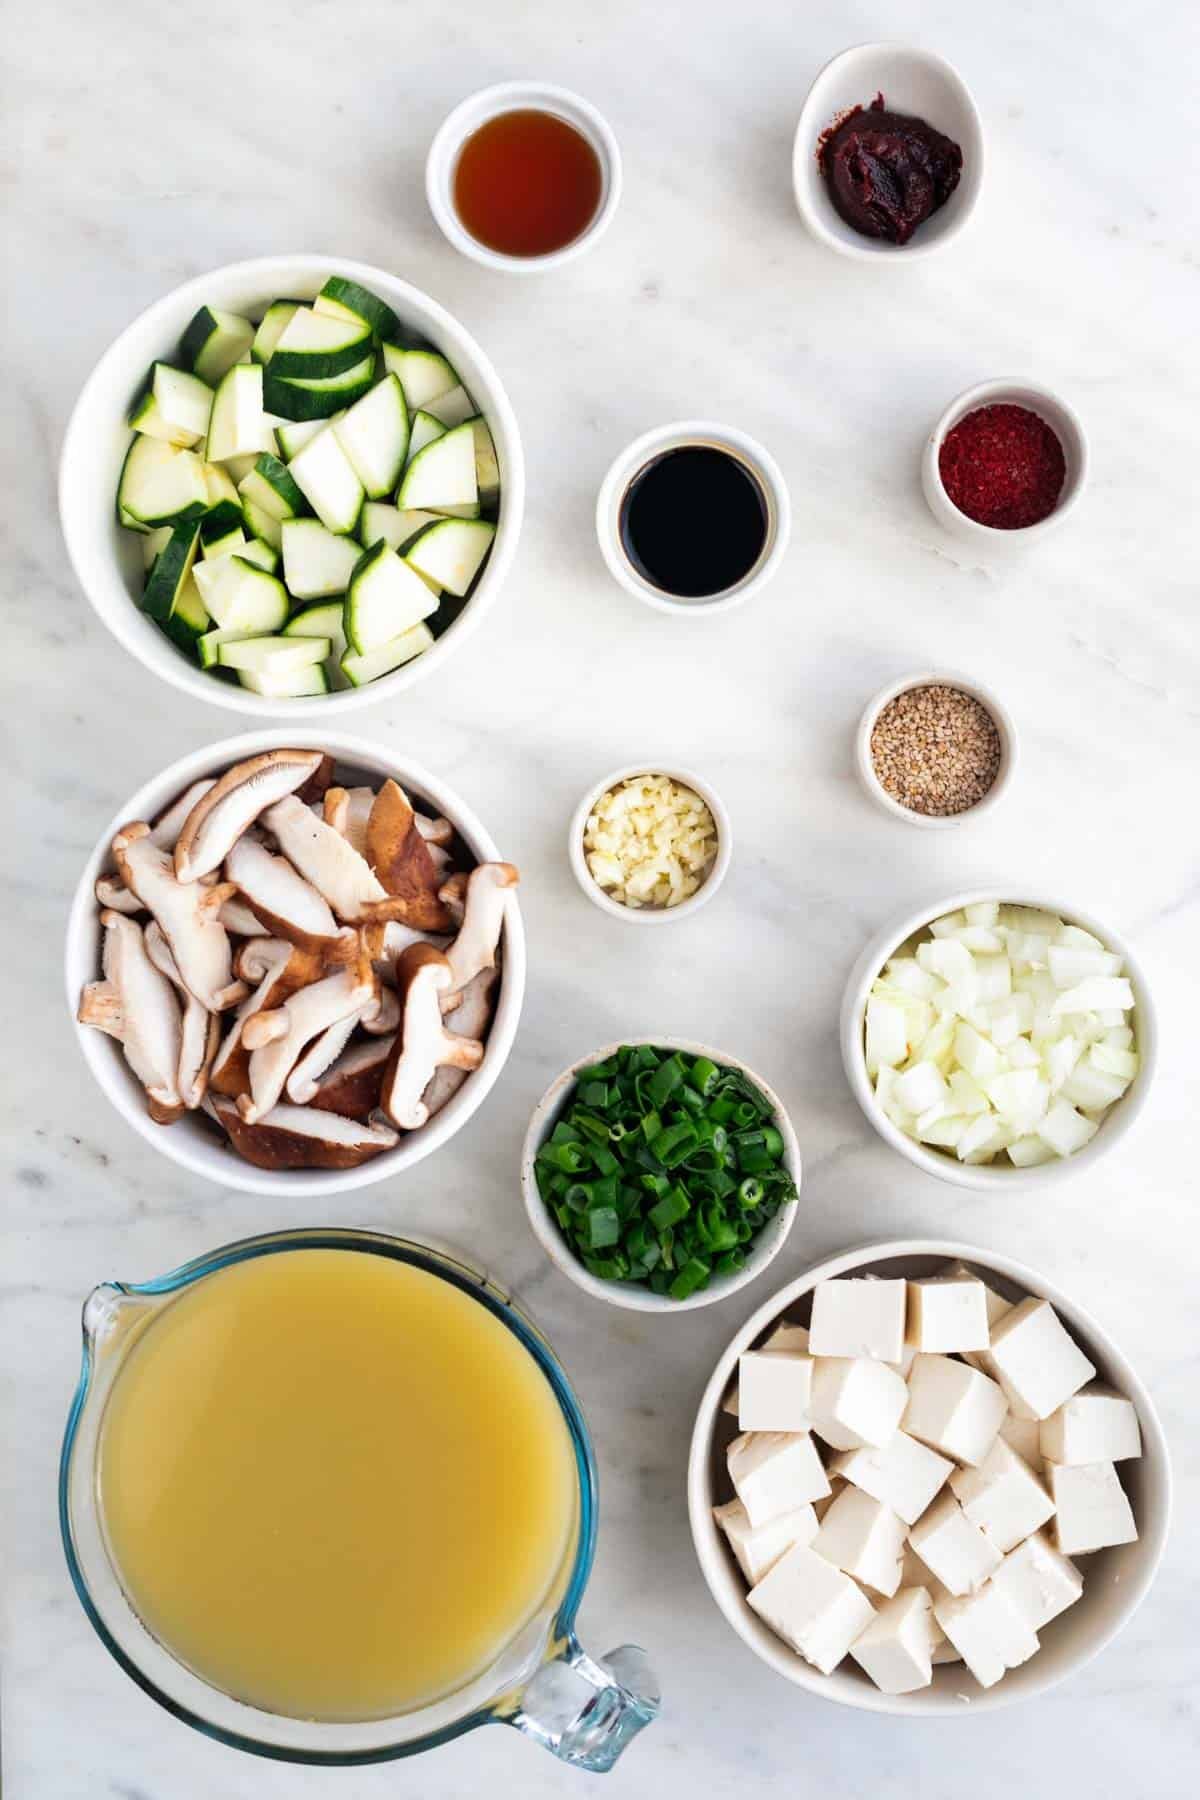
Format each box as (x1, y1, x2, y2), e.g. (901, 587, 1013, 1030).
(58, 1227, 598, 1765)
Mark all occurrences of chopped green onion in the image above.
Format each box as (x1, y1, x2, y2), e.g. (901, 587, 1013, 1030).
(586, 1206, 621, 1250)
(669, 1257, 711, 1300)
(648, 1186, 691, 1231)
(738, 1176, 764, 1206)
(689, 1056, 720, 1095)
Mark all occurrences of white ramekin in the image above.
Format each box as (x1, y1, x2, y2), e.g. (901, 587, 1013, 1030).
(840, 889, 1157, 1190)
(425, 81, 622, 274)
(793, 43, 984, 261)
(65, 729, 525, 1197)
(58, 255, 525, 717)
(921, 379, 1088, 548)
(854, 669, 1018, 828)
(521, 1039, 801, 1313)
(595, 421, 791, 615)
(567, 763, 732, 925)
(689, 1239, 1171, 1714)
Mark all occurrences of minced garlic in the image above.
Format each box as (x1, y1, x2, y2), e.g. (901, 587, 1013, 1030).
(584, 774, 718, 909)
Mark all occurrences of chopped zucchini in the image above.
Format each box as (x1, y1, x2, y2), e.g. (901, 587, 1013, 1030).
(423, 384, 474, 428)
(344, 539, 438, 654)
(404, 518, 495, 597)
(396, 421, 478, 514)
(242, 496, 283, 549)
(405, 409, 446, 464)
(381, 345, 458, 410)
(287, 429, 364, 533)
(201, 521, 246, 560)
(128, 363, 213, 447)
(359, 503, 438, 552)
(193, 556, 288, 633)
(238, 661, 330, 698)
(268, 306, 374, 379)
(202, 462, 241, 511)
(140, 525, 173, 570)
(340, 623, 434, 687)
(179, 306, 255, 384)
(275, 414, 341, 459)
(281, 518, 362, 600)
(333, 374, 409, 499)
(283, 599, 348, 668)
(238, 453, 308, 521)
(141, 520, 201, 622)
(217, 634, 330, 675)
(263, 354, 376, 421)
(251, 300, 303, 365)
(314, 276, 400, 342)
(162, 574, 211, 654)
(207, 364, 272, 462)
(117, 438, 209, 527)
(469, 415, 500, 507)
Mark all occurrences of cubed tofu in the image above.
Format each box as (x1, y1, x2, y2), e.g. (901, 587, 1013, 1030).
(1047, 1460, 1137, 1555)
(809, 1278, 907, 1362)
(713, 1497, 819, 1585)
(850, 1587, 940, 1694)
(723, 1323, 810, 1417)
(1040, 1383, 1142, 1465)
(991, 1529, 1083, 1630)
(809, 1357, 908, 1452)
(949, 1437, 1056, 1554)
(737, 1350, 813, 1433)
(746, 1543, 876, 1675)
(727, 1431, 831, 1527)
(812, 1486, 908, 1597)
(909, 1491, 1002, 1596)
(831, 1430, 953, 1526)
(906, 1276, 991, 1353)
(903, 1354, 1009, 1467)
(933, 1582, 1039, 1688)
(986, 1299, 1096, 1421)
(999, 1411, 1045, 1472)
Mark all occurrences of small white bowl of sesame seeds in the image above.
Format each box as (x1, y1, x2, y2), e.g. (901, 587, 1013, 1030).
(854, 671, 1017, 829)
(569, 764, 732, 924)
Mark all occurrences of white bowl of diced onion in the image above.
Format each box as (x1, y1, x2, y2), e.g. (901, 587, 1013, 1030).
(568, 765, 732, 924)
(840, 892, 1157, 1190)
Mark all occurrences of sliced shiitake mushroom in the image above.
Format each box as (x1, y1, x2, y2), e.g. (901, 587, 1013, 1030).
(175, 750, 325, 882)
(79, 911, 185, 1124)
(210, 1094, 399, 1170)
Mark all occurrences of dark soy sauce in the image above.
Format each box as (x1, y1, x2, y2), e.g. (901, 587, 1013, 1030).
(619, 446, 768, 598)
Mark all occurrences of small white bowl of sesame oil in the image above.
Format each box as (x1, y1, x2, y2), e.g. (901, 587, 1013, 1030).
(854, 670, 1017, 828)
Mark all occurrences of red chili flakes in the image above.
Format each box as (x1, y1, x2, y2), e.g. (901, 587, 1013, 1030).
(938, 403, 1066, 530)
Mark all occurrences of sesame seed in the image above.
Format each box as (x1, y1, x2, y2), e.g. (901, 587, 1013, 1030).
(870, 685, 1001, 817)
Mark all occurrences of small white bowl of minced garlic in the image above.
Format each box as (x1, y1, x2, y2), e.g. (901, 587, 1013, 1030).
(569, 765, 731, 923)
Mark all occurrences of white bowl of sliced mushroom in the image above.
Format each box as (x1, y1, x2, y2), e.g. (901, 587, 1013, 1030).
(66, 730, 524, 1195)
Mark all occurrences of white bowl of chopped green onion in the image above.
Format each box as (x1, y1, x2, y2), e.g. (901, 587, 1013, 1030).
(521, 1040, 801, 1311)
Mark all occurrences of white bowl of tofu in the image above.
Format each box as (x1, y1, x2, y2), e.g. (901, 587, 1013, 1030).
(841, 891, 1157, 1189)
(688, 1241, 1170, 1713)
(65, 728, 525, 1196)
(58, 255, 524, 716)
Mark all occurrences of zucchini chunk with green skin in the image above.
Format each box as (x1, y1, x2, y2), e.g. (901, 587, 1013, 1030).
(396, 421, 478, 514)
(470, 416, 500, 507)
(179, 306, 254, 385)
(238, 453, 308, 521)
(340, 622, 435, 687)
(404, 518, 495, 597)
(284, 600, 348, 669)
(315, 276, 400, 343)
(207, 364, 272, 462)
(198, 623, 259, 669)
(118, 438, 209, 527)
(141, 525, 173, 570)
(141, 520, 201, 622)
(201, 462, 241, 511)
(194, 556, 288, 634)
(242, 496, 283, 549)
(162, 574, 210, 654)
(404, 409, 446, 465)
(358, 503, 439, 553)
(239, 661, 331, 698)
(422, 384, 475, 429)
(263, 353, 375, 421)
(217, 635, 330, 675)
(268, 306, 373, 379)
(201, 522, 246, 561)
(251, 300, 303, 365)
(345, 540, 438, 654)
(380, 345, 458, 411)
(129, 363, 213, 447)
(275, 414, 341, 459)
(287, 428, 364, 534)
(281, 518, 361, 600)
(333, 374, 409, 499)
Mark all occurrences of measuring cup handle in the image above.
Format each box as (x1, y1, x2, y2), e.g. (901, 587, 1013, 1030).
(505, 1636, 660, 1772)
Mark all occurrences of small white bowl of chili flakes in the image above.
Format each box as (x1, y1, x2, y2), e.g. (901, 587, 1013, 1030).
(854, 671, 1017, 829)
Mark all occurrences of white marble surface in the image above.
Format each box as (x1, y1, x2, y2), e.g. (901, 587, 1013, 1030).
(3, 0, 1199, 1792)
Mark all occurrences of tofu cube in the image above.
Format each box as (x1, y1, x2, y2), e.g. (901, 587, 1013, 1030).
(813, 1477, 843, 1522)
(1047, 1460, 1137, 1555)
(812, 1486, 908, 1597)
(737, 1350, 813, 1432)
(991, 1528, 1083, 1630)
(986, 1298, 1096, 1421)
(933, 1582, 1040, 1688)
(1040, 1383, 1142, 1465)
(747, 1543, 875, 1675)
(831, 1430, 953, 1526)
(908, 1491, 1002, 1595)
(809, 1278, 907, 1362)
(727, 1431, 830, 1527)
(850, 1587, 939, 1694)
(931, 1636, 964, 1665)
(809, 1357, 908, 1452)
(723, 1322, 809, 1417)
(713, 1498, 819, 1585)
(949, 1437, 1056, 1554)
(906, 1276, 991, 1353)
(903, 1354, 1009, 1466)
(999, 1411, 1045, 1472)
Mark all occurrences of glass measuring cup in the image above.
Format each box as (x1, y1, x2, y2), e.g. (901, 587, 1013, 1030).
(59, 1227, 660, 1773)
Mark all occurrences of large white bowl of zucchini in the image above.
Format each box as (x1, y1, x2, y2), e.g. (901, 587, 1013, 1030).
(59, 256, 524, 714)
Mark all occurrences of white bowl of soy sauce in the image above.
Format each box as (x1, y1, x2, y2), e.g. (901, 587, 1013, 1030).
(596, 421, 791, 614)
